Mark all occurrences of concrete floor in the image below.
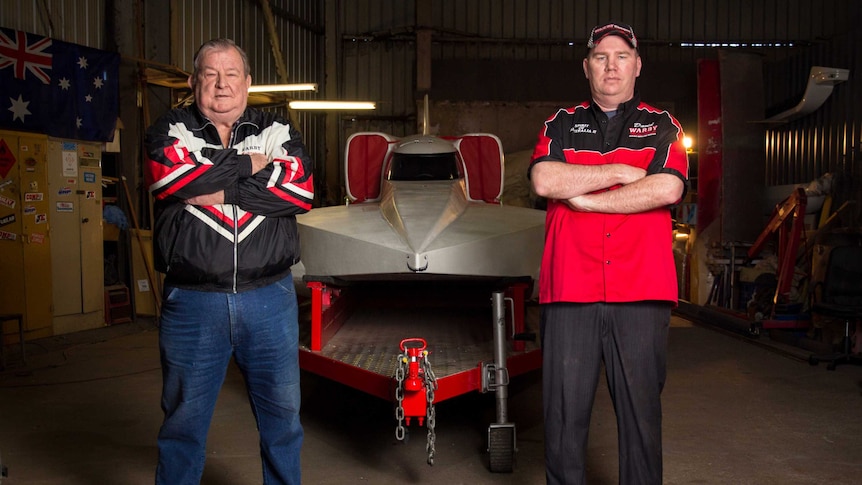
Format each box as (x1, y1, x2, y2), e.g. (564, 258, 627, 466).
(1, 313, 861, 485)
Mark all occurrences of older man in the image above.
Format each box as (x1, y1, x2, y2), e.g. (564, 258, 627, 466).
(145, 38, 314, 485)
(529, 23, 689, 484)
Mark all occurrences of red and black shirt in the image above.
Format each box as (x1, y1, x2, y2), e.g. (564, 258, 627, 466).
(529, 94, 689, 304)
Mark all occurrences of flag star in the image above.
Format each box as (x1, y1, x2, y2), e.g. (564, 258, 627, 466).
(85, 94, 93, 102)
(8, 95, 31, 122)
(77, 56, 88, 69)
(76, 117, 83, 128)
(93, 77, 104, 89)
(59, 78, 71, 90)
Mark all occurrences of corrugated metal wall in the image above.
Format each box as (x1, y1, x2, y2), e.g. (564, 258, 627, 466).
(169, 0, 322, 88)
(339, 0, 416, 136)
(764, 25, 861, 190)
(337, 0, 858, 146)
(337, 0, 857, 95)
(2, 0, 860, 219)
(336, 0, 860, 226)
(0, 0, 106, 47)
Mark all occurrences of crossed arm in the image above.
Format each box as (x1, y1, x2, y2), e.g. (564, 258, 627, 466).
(530, 160, 684, 214)
(184, 153, 269, 206)
(147, 115, 314, 215)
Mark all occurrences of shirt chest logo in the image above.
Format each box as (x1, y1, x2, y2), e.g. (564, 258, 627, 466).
(629, 122, 657, 138)
(570, 123, 596, 135)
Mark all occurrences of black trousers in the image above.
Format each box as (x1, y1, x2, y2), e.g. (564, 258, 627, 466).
(541, 301, 671, 485)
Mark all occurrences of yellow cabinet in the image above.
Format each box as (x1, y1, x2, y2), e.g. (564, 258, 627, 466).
(0, 130, 105, 343)
(47, 139, 104, 334)
(0, 131, 53, 341)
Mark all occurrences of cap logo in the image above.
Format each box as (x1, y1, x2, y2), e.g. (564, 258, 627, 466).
(587, 23, 638, 49)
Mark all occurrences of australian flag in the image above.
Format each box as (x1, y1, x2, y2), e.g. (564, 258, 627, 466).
(0, 27, 119, 142)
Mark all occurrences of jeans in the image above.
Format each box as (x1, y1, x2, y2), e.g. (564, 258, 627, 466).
(155, 274, 303, 485)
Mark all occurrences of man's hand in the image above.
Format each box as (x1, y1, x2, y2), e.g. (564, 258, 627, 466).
(185, 190, 225, 206)
(249, 153, 270, 175)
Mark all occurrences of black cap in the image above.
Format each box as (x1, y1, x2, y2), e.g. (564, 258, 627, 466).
(587, 22, 638, 49)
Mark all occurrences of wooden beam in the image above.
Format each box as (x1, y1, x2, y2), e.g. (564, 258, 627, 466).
(259, 0, 290, 84)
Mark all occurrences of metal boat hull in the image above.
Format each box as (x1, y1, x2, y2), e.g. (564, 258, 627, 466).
(295, 179, 545, 284)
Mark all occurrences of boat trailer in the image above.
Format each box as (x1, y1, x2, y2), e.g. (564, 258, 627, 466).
(297, 278, 542, 472)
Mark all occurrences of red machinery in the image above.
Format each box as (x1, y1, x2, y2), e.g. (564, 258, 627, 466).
(746, 187, 810, 332)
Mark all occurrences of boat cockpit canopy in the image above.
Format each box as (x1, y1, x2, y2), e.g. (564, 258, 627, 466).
(387, 152, 463, 181)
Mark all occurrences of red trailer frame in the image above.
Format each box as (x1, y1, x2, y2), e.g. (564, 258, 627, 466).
(298, 279, 542, 404)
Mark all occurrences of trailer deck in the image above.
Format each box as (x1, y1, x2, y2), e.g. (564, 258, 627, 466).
(298, 280, 542, 402)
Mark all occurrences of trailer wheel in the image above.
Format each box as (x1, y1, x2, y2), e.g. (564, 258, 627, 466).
(488, 424, 515, 473)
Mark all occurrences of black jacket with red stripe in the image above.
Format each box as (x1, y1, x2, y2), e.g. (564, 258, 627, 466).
(145, 104, 314, 292)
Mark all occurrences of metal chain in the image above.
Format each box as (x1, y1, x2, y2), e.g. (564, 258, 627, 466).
(421, 353, 438, 465)
(395, 348, 438, 465)
(394, 353, 407, 441)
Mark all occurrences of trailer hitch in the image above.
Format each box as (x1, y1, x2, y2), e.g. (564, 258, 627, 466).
(394, 337, 438, 465)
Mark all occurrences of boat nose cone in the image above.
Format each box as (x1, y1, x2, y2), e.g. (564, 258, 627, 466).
(407, 253, 428, 272)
